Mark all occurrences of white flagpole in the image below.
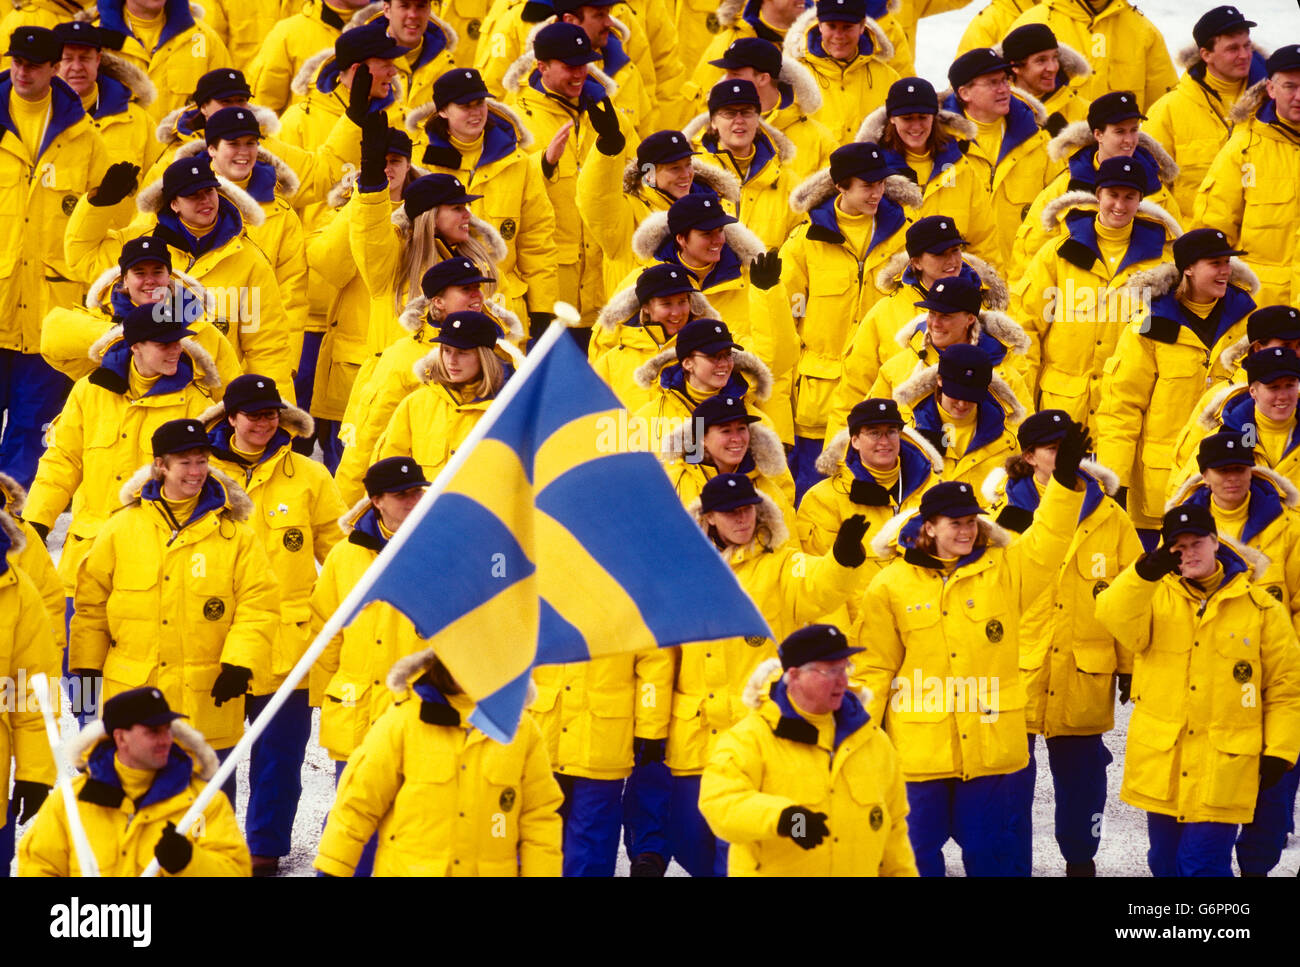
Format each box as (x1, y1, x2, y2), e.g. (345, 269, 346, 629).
(141, 307, 580, 875)
(30, 673, 101, 877)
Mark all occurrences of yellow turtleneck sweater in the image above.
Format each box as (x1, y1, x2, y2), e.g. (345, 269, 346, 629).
(115, 758, 156, 806)
(938, 399, 976, 457)
(1211, 494, 1249, 542)
(680, 254, 713, 286)
(1189, 561, 1225, 597)
(1257, 411, 1295, 467)
(723, 144, 755, 181)
(757, 13, 789, 39)
(11, 88, 50, 159)
(126, 8, 164, 52)
(1094, 218, 1132, 278)
(181, 216, 214, 241)
(231, 440, 265, 464)
(1179, 295, 1217, 318)
(972, 117, 1004, 165)
(128, 358, 161, 399)
(905, 148, 932, 186)
(835, 197, 874, 259)
(159, 491, 201, 529)
(80, 87, 99, 116)
(379, 517, 396, 540)
(790, 693, 835, 751)
(867, 458, 901, 490)
(1204, 68, 1247, 115)
(450, 132, 484, 173)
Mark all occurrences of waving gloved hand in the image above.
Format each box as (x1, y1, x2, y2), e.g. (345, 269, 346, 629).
(88, 162, 140, 207)
(749, 250, 782, 291)
(1052, 420, 1093, 490)
(1134, 544, 1182, 582)
(832, 514, 870, 567)
(588, 97, 625, 156)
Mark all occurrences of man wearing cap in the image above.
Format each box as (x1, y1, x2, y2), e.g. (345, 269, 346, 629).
(1011, 89, 1182, 276)
(1212, 304, 1300, 389)
(24, 304, 219, 612)
(54, 20, 155, 166)
(1014, 156, 1179, 430)
(943, 46, 1051, 265)
(247, 0, 372, 114)
(1005, 0, 1175, 111)
(698, 624, 917, 876)
(553, 0, 653, 136)
(342, 0, 457, 120)
(18, 686, 251, 876)
(1196, 43, 1300, 307)
(781, 0, 899, 145)
(998, 23, 1091, 137)
(692, 0, 812, 98)
(670, 471, 869, 875)
(894, 342, 1026, 489)
(1144, 7, 1267, 219)
(85, 0, 231, 121)
(148, 67, 267, 177)
(0, 24, 111, 490)
(202, 374, 345, 875)
(1096, 502, 1300, 877)
(1098, 228, 1256, 539)
(780, 141, 916, 497)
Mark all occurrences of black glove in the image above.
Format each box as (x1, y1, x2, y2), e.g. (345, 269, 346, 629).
(1116, 673, 1132, 705)
(346, 63, 375, 126)
(11, 780, 50, 824)
(1114, 486, 1128, 511)
(633, 737, 666, 766)
(749, 250, 782, 291)
(154, 821, 193, 874)
(29, 520, 50, 541)
(588, 97, 625, 156)
(69, 668, 100, 719)
(528, 311, 552, 339)
(88, 161, 140, 207)
(1052, 420, 1092, 489)
(776, 805, 829, 850)
(1260, 755, 1292, 791)
(358, 114, 390, 191)
(210, 663, 253, 706)
(1134, 545, 1182, 582)
(832, 514, 869, 567)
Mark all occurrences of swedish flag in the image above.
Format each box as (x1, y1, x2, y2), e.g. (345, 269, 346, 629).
(344, 323, 772, 742)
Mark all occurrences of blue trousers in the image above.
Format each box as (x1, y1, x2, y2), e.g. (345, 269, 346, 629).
(622, 760, 671, 860)
(244, 690, 312, 858)
(906, 768, 1033, 877)
(0, 349, 71, 489)
(0, 799, 16, 877)
(211, 747, 239, 811)
(1026, 733, 1111, 864)
(291, 332, 324, 456)
(1235, 756, 1300, 876)
(333, 758, 377, 877)
(788, 435, 826, 507)
(555, 774, 624, 876)
(1147, 813, 1237, 876)
(668, 774, 728, 877)
(316, 418, 344, 474)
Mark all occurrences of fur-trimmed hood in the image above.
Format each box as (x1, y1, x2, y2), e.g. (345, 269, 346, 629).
(87, 326, 221, 391)
(390, 210, 508, 265)
(99, 49, 156, 107)
(688, 489, 789, 561)
(788, 169, 921, 214)
(777, 52, 823, 112)
(596, 285, 718, 332)
(118, 464, 252, 520)
(740, 656, 873, 710)
(198, 397, 314, 439)
(630, 210, 767, 264)
(868, 505, 1013, 560)
(501, 18, 621, 96)
(814, 425, 945, 477)
(405, 97, 534, 152)
(1124, 258, 1260, 304)
(154, 102, 281, 146)
(325, 161, 430, 209)
(983, 457, 1121, 505)
(855, 103, 977, 144)
(1046, 120, 1179, 184)
(940, 84, 1049, 128)
(1039, 189, 1183, 238)
(0, 470, 28, 518)
(85, 266, 206, 313)
(174, 138, 301, 200)
(659, 418, 787, 475)
(1194, 382, 1248, 431)
(412, 334, 523, 384)
(1167, 463, 1300, 513)
(64, 717, 219, 782)
(633, 345, 774, 402)
(136, 170, 266, 228)
(682, 110, 797, 165)
(1228, 79, 1271, 124)
(1176, 40, 1270, 71)
(991, 38, 1092, 83)
(893, 363, 1027, 426)
(397, 295, 523, 345)
(621, 156, 741, 203)
(892, 308, 1031, 355)
(0, 506, 24, 555)
(338, 494, 373, 536)
(873, 251, 1008, 310)
(382, 647, 539, 706)
(783, 6, 894, 65)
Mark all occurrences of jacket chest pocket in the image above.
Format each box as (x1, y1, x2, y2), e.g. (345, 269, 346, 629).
(265, 507, 311, 561)
(106, 563, 161, 659)
(1210, 632, 1260, 723)
(186, 552, 237, 634)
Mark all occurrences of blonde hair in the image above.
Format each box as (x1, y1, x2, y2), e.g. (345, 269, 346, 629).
(394, 207, 499, 313)
(428, 343, 505, 401)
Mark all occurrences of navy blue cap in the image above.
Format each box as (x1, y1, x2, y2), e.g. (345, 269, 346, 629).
(1161, 502, 1217, 543)
(936, 343, 993, 402)
(204, 105, 261, 146)
(402, 173, 482, 221)
(1094, 156, 1148, 194)
(905, 215, 967, 257)
(848, 398, 905, 433)
(420, 257, 493, 298)
(1245, 346, 1300, 384)
(161, 155, 221, 202)
(637, 130, 698, 168)
(385, 127, 413, 158)
(1173, 227, 1246, 273)
(817, 0, 867, 22)
(364, 456, 430, 496)
(676, 318, 741, 360)
(223, 374, 286, 416)
(886, 76, 938, 116)
(668, 193, 736, 235)
(7, 25, 61, 63)
(118, 236, 172, 275)
(1088, 90, 1145, 130)
(122, 302, 194, 346)
(635, 263, 696, 304)
(53, 21, 105, 50)
(103, 687, 186, 733)
(433, 310, 500, 349)
(829, 141, 893, 185)
(151, 418, 209, 457)
(779, 624, 863, 669)
(332, 19, 410, 72)
(915, 274, 982, 315)
(433, 67, 490, 108)
(1247, 306, 1300, 343)
(708, 78, 761, 113)
(708, 37, 782, 77)
(1193, 6, 1257, 49)
(534, 22, 601, 66)
(192, 68, 250, 105)
(919, 480, 982, 520)
(949, 47, 1009, 90)
(700, 472, 762, 513)
(693, 395, 760, 430)
(1197, 430, 1255, 472)
(553, 0, 619, 10)
(1001, 23, 1057, 62)
(1266, 44, 1300, 75)
(1017, 409, 1070, 450)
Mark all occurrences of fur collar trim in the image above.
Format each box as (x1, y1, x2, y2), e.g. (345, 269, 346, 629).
(198, 397, 314, 439)
(1046, 120, 1179, 184)
(893, 362, 1026, 425)
(869, 506, 1012, 559)
(682, 110, 797, 164)
(659, 419, 786, 474)
(405, 97, 533, 150)
(397, 294, 522, 342)
(390, 210, 508, 264)
(174, 138, 301, 199)
(118, 465, 252, 520)
(633, 346, 774, 401)
(621, 155, 742, 203)
(1125, 257, 1260, 303)
(154, 102, 280, 145)
(85, 267, 205, 312)
(1039, 189, 1182, 238)
(815, 425, 944, 477)
(502, 19, 620, 96)
(136, 171, 266, 228)
(873, 251, 1008, 310)
(855, 103, 976, 144)
(688, 490, 788, 559)
(596, 287, 717, 331)
(783, 6, 894, 64)
(892, 308, 1030, 354)
(1167, 465, 1300, 511)
(65, 718, 219, 781)
(630, 210, 767, 264)
(87, 328, 221, 390)
(0, 471, 27, 517)
(100, 50, 156, 106)
(788, 168, 921, 214)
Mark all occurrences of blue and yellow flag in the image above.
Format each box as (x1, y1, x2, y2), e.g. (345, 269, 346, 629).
(344, 326, 772, 742)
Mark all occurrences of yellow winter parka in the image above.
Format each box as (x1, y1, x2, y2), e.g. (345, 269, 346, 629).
(246, 0, 349, 113)
(83, 52, 157, 167)
(70, 467, 280, 749)
(195, 0, 296, 70)
(856, 476, 1086, 780)
(1095, 541, 1300, 823)
(1170, 384, 1300, 501)
(0, 476, 64, 650)
(700, 659, 918, 876)
(339, 4, 459, 122)
(18, 717, 250, 876)
(956, 0, 1036, 53)
(983, 461, 1142, 736)
(316, 649, 563, 877)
